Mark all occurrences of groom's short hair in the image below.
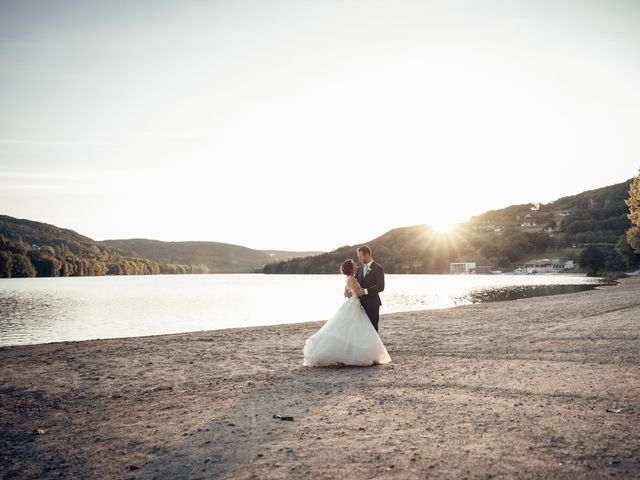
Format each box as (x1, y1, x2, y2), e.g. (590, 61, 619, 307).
(357, 245, 372, 255)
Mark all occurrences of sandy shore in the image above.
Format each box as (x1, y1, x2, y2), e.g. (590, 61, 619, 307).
(1, 278, 639, 479)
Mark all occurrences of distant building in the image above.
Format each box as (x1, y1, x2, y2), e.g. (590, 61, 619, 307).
(450, 262, 476, 274)
(518, 258, 575, 274)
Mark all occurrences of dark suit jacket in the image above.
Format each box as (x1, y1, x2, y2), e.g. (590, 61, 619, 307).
(356, 261, 385, 307)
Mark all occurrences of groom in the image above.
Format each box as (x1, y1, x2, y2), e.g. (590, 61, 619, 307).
(346, 245, 385, 332)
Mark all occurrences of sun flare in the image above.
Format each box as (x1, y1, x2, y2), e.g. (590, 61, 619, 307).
(428, 218, 460, 235)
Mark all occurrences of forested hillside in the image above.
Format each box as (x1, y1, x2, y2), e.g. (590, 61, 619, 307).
(0, 215, 321, 278)
(0, 214, 201, 277)
(265, 178, 640, 275)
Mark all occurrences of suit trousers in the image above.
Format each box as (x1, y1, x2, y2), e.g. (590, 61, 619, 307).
(361, 298, 380, 332)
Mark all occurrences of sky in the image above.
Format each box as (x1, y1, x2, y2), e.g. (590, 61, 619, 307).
(1, 0, 639, 251)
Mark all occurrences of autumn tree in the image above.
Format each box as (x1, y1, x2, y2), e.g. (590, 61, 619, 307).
(626, 171, 640, 253)
(0, 251, 12, 278)
(11, 254, 37, 277)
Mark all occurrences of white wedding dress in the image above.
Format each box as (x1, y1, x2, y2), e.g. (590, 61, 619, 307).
(302, 276, 392, 367)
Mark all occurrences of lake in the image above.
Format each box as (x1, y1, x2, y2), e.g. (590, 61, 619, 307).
(0, 274, 606, 347)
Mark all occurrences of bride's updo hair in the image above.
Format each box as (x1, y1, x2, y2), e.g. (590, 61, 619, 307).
(340, 259, 356, 276)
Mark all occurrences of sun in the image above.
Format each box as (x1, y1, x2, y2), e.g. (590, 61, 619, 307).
(428, 217, 460, 235)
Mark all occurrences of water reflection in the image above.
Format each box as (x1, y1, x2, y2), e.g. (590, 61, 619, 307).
(0, 274, 608, 347)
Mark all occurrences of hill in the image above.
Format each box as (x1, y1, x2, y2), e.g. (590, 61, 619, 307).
(263, 224, 474, 274)
(0, 215, 321, 277)
(469, 179, 632, 245)
(0, 214, 96, 246)
(0, 215, 201, 278)
(264, 178, 640, 274)
(101, 239, 321, 274)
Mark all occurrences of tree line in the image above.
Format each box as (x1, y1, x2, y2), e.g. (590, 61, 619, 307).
(0, 236, 208, 278)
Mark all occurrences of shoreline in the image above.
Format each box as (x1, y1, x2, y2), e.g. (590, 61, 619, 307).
(1, 277, 638, 479)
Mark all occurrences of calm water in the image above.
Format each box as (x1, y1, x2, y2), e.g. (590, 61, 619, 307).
(0, 274, 605, 347)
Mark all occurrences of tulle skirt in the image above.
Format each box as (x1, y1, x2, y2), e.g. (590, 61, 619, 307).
(303, 296, 392, 367)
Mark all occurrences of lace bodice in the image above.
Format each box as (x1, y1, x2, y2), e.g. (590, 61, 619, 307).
(345, 275, 360, 296)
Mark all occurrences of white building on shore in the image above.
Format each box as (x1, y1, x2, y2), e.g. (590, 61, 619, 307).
(515, 258, 575, 274)
(450, 262, 476, 274)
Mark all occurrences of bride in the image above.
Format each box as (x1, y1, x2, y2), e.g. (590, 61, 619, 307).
(302, 259, 392, 367)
